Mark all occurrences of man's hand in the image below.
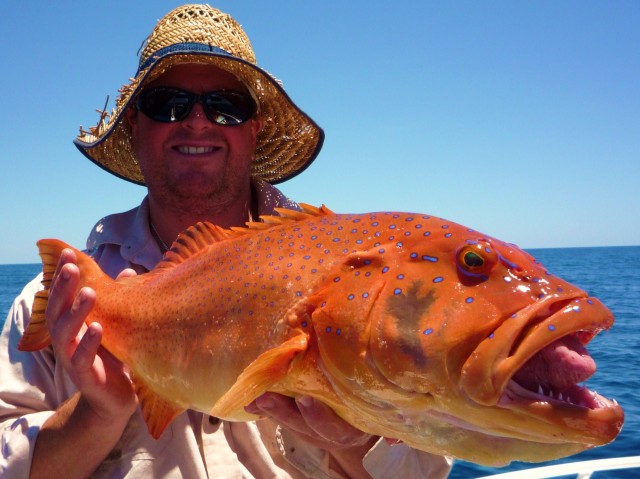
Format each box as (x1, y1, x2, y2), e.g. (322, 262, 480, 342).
(246, 392, 377, 478)
(30, 250, 139, 479)
(45, 248, 138, 425)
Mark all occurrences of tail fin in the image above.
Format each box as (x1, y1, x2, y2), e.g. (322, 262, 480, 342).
(18, 239, 101, 352)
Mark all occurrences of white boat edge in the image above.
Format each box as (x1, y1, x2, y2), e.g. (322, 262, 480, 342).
(475, 456, 640, 479)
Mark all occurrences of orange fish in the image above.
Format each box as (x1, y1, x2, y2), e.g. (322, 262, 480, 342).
(18, 205, 623, 466)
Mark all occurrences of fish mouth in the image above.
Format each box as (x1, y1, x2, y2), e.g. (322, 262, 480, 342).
(461, 295, 624, 444)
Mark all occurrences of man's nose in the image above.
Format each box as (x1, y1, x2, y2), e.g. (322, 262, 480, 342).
(183, 102, 212, 129)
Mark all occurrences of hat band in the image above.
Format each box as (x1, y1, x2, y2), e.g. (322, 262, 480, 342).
(138, 43, 234, 73)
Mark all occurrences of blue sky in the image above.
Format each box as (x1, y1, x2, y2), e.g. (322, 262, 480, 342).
(1, 1, 638, 264)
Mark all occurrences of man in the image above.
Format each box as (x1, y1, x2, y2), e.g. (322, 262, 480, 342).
(0, 5, 452, 478)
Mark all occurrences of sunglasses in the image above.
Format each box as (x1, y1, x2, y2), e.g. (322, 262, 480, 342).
(136, 87, 256, 126)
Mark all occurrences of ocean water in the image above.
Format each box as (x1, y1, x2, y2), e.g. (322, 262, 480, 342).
(1, 246, 638, 478)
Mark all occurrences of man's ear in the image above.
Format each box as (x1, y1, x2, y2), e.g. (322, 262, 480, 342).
(251, 116, 264, 146)
(125, 106, 138, 136)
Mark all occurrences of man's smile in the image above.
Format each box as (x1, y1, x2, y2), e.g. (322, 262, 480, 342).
(176, 145, 219, 155)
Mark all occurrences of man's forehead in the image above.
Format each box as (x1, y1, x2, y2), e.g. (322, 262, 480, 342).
(147, 63, 246, 90)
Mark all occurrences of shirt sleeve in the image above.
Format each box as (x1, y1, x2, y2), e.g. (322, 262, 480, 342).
(363, 439, 453, 479)
(0, 276, 61, 478)
(276, 426, 453, 479)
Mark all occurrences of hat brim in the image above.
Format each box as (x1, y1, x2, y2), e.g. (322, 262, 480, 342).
(74, 45, 324, 185)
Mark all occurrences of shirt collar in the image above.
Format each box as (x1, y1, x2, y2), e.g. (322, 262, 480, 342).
(86, 178, 300, 271)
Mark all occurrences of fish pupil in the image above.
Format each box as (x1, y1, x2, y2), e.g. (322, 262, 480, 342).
(464, 251, 484, 268)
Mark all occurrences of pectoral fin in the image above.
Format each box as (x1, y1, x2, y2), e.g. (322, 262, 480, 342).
(132, 374, 185, 439)
(211, 332, 309, 419)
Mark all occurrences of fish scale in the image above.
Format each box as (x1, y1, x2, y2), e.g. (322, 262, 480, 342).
(18, 204, 623, 466)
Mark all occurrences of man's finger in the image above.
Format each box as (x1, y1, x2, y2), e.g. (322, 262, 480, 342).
(296, 396, 371, 447)
(70, 322, 103, 381)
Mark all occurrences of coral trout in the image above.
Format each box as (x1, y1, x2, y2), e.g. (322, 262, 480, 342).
(18, 205, 624, 466)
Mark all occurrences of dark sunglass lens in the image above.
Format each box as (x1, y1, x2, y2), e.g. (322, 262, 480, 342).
(139, 88, 192, 122)
(203, 91, 253, 125)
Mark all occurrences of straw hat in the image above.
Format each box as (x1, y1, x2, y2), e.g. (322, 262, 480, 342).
(74, 4, 324, 185)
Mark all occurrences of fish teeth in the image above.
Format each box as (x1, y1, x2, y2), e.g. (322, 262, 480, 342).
(534, 384, 570, 403)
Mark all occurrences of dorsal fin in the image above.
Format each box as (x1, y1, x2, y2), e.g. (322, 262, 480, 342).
(229, 203, 336, 236)
(283, 203, 335, 218)
(156, 221, 232, 269)
(155, 204, 335, 269)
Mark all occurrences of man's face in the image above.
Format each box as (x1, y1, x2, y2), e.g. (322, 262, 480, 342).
(128, 63, 262, 211)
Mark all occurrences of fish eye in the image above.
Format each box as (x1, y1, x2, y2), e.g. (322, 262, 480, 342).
(456, 242, 498, 277)
(462, 251, 484, 268)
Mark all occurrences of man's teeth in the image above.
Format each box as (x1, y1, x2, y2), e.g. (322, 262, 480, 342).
(178, 146, 214, 154)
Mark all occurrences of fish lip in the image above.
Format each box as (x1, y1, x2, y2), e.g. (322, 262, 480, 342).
(501, 378, 618, 411)
(460, 294, 623, 444)
(461, 294, 614, 406)
(498, 295, 614, 389)
(497, 379, 624, 445)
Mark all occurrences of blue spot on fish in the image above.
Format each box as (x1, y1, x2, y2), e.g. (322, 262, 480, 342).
(423, 328, 433, 335)
(433, 276, 444, 283)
